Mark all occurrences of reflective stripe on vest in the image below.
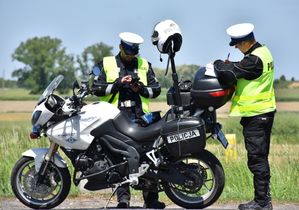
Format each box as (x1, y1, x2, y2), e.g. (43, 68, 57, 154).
(230, 45, 276, 117)
(100, 56, 150, 113)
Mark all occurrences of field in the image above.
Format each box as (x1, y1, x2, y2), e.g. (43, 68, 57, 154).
(0, 99, 299, 202)
(1, 87, 299, 102)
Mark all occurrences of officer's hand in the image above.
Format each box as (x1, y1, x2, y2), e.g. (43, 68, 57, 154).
(131, 82, 141, 93)
(121, 75, 132, 84)
(224, 59, 230, 64)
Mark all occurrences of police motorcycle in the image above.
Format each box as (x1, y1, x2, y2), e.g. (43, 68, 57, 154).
(11, 20, 234, 209)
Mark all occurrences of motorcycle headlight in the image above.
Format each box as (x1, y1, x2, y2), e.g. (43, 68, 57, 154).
(31, 110, 42, 125)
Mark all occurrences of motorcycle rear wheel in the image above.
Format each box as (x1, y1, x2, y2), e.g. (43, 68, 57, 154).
(163, 150, 225, 209)
(11, 156, 71, 209)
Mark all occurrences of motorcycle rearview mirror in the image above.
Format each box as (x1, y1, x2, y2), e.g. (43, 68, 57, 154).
(91, 66, 101, 76)
(89, 66, 102, 90)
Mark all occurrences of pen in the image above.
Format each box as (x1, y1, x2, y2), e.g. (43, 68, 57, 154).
(225, 53, 230, 63)
(226, 53, 230, 60)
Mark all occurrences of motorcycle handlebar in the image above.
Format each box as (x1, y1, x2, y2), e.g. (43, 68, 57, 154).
(66, 80, 91, 113)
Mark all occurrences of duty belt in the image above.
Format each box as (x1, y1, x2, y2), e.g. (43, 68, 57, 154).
(120, 100, 136, 107)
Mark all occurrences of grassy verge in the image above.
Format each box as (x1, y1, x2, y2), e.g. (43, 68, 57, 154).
(0, 88, 39, 101)
(218, 112, 299, 144)
(0, 112, 298, 202)
(2, 87, 299, 101)
(0, 121, 80, 197)
(275, 88, 299, 101)
(205, 143, 299, 202)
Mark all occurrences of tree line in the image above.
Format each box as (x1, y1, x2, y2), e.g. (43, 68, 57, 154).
(9, 36, 113, 94)
(1, 36, 297, 93)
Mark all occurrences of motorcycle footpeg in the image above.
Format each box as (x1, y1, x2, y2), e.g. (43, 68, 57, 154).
(118, 174, 139, 186)
(120, 164, 150, 186)
(128, 174, 139, 185)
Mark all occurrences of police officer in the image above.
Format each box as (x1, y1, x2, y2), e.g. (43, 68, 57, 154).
(92, 32, 165, 209)
(213, 23, 275, 210)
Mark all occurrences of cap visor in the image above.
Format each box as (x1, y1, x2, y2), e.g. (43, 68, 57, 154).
(124, 49, 138, 55)
(121, 41, 139, 55)
(229, 40, 237, 46)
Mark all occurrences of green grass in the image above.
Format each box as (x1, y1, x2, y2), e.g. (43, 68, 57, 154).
(275, 88, 299, 101)
(205, 144, 299, 202)
(0, 121, 80, 197)
(0, 88, 39, 100)
(1, 87, 299, 101)
(0, 112, 298, 202)
(209, 111, 299, 202)
(0, 88, 166, 102)
(218, 112, 299, 144)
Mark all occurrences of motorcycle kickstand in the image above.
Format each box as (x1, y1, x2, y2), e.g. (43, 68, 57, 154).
(104, 184, 121, 209)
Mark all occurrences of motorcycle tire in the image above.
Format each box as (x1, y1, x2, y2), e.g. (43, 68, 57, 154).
(163, 150, 225, 209)
(11, 156, 71, 209)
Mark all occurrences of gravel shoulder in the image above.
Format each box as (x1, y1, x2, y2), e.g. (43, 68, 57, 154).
(1, 196, 299, 210)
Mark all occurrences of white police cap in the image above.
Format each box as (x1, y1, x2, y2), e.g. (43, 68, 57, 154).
(119, 32, 144, 55)
(226, 23, 255, 46)
(119, 32, 144, 45)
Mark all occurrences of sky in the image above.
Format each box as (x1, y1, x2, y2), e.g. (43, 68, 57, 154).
(0, 0, 298, 80)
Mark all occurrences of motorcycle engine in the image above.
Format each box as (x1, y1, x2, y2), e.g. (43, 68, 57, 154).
(74, 152, 110, 176)
(85, 159, 109, 175)
(75, 154, 94, 171)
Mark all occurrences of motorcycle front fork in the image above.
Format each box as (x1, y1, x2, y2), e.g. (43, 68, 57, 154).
(37, 141, 59, 184)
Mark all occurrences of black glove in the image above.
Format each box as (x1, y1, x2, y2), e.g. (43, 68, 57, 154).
(213, 59, 224, 66)
(213, 60, 237, 86)
(130, 81, 144, 93)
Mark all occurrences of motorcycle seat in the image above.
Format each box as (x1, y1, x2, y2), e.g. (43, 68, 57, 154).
(113, 111, 166, 142)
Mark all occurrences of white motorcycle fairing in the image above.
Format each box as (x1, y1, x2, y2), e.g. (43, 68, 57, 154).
(22, 148, 67, 172)
(33, 101, 55, 126)
(46, 101, 120, 150)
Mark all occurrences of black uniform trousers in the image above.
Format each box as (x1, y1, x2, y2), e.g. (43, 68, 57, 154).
(117, 184, 159, 204)
(116, 107, 160, 205)
(240, 111, 275, 206)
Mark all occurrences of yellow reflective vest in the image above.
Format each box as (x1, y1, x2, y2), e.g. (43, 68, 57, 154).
(230, 45, 276, 117)
(100, 56, 150, 113)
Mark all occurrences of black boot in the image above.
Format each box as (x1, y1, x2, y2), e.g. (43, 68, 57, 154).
(117, 201, 129, 208)
(238, 200, 273, 210)
(144, 200, 166, 209)
(143, 191, 165, 209)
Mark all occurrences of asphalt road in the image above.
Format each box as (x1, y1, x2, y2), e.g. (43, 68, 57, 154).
(1, 197, 299, 210)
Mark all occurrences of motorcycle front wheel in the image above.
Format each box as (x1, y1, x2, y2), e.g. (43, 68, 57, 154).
(11, 156, 71, 209)
(163, 150, 225, 209)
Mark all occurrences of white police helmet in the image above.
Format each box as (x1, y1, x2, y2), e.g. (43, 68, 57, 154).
(151, 19, 182, 54)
